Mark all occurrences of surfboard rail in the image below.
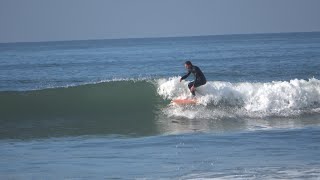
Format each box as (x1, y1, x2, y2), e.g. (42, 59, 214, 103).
(171, 98, 197, 105)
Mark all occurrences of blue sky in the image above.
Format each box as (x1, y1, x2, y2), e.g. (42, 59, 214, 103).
(0, 0, 320, 43)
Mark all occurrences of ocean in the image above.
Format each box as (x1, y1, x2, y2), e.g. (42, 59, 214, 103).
(1, 32, 320, 179)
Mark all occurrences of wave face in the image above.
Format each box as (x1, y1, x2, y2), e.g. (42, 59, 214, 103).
(158, 77, 320, 118)
(0, 80, 161, 139)
(1, 78, 320, 139)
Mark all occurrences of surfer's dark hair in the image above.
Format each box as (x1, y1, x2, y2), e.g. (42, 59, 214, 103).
(185, 61, 192, 66)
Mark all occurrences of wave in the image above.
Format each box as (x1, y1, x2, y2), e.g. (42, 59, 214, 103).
(1, 77, 320, 139)
(2, 77, 320, 119)
(157, 77, 320, 118)
(0, 80, 162, 139)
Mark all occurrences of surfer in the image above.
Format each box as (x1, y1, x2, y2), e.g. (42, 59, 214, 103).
(180, 60, 207, 96)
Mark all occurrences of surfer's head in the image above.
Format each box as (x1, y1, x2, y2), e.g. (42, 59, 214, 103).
(185, 60, 192, 69)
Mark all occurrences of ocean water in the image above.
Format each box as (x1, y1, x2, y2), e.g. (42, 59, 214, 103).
(1, 32, 320, 179)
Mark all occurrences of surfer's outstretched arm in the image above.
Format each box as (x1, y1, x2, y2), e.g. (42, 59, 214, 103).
(180, 71, 191, 82)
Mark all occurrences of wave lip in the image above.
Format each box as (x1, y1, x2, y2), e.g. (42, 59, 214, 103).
(157, 77, 320, 118)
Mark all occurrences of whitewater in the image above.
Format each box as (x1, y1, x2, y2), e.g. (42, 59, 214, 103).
(158, 77, 320, 118)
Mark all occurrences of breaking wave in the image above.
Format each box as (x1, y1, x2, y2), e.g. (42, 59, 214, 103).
(1, 77, 320, 139)
(157, 77, 320, 118)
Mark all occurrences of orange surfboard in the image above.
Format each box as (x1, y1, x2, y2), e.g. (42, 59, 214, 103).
(171, 98, 197, 105)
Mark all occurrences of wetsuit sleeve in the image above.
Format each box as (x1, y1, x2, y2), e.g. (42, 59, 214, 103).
(181, 71, 191, 80)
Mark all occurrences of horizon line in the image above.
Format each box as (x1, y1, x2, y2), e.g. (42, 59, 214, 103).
(1, 30, 320, 45)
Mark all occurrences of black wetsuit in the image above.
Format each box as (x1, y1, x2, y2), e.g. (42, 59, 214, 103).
(181, 65, 206, 96)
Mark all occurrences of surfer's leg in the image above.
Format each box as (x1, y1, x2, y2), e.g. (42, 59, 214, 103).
(188, 81, 194, 89)
(188, 81, 196, 96)
(192, 80, 206, 96)
(194, 79, 206, 88)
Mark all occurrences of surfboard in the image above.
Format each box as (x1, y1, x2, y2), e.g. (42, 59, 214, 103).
(171, 98, 197, 105)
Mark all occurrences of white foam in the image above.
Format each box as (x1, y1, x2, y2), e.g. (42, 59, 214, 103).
(157, 77, 192, 99)
(157, 77, 320, 118)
